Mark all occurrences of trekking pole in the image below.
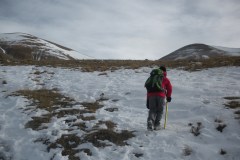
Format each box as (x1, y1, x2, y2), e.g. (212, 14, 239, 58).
(164, 102, 168, 129)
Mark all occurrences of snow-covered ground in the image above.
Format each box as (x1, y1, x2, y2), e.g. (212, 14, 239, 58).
(0, 65, 240, 160)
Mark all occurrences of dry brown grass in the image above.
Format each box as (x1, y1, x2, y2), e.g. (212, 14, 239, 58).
(13, 89, 74, 111)
(182, 145, 193, 156)
(224, 97, 240, 109)
(224, 97, 240, 119)
(48, 134, 82, 160)
(82, 129, 134, 147)
(11, 88, 135, 159)
(1, 56, 239, 72)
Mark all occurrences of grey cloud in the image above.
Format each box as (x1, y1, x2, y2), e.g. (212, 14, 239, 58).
(0, 0, 239, 59)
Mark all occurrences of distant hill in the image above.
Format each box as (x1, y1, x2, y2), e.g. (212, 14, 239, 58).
(0, 32, 93, 61)
(160, 43, 240, 61)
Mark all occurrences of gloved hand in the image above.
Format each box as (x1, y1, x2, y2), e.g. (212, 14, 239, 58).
(167, 97, 172, 102)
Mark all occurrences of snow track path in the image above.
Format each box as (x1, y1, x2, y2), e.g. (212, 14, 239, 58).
(0, 66, 239, 160)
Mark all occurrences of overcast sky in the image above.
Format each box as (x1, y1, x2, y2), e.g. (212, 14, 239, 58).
(0, 0, 240, 59)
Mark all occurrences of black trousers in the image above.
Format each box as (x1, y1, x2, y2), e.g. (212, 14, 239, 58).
(147, 96, 165, 127)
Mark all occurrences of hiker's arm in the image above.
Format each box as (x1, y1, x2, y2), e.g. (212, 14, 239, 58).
(166, 79, 172, 98)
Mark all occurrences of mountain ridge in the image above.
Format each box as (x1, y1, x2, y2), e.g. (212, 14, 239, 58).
(160, 43, 240, 61)
(0, 32, 93, 61)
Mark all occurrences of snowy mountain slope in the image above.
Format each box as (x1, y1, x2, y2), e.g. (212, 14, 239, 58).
(160, 43, 240, 61)
(0, 32, 93, 61)
(0, 66, 240, 160)
(0, 46, 6, 54)
(213, 46, 240, 56)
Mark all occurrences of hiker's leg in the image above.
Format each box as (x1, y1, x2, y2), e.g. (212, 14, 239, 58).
(154, 97, 165, 129)
(147, 96, 157, 130)
(147, 110, 155, 130)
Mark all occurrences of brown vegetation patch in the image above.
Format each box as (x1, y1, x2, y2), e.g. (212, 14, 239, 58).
(224, 97, 240, 119)
(72, 122, 87, 131)
(224, 96, 240, 109)
(220, 149, 227, 155)
(46, 127, 134, 159)
(32, 70, 47, 75)
(183, 145, 193, 156)
(105, 107, 118, 112)
(12, 89, 74, 111)
(11, 89, 103, 131)
(2, 80, 7, 84)
(79, 115, 96, 121)
(224, 97, 240, 100)
(48, 134, 81, 160)
(134, 153, 144, 158)
(189, 122, 202, 136)
(10, 88, 135, 159)
(54, 109, 82, 118)
(2, 56, 239, 72)
(216, 124, 227, 132)
(224, 101, 240, 109)
(25, 115, 51, 130)
(81, 101, 104, 113)
(98, 72, 108, 76)
(112, 99, 120, 102)
(82, 129, 135, 147)
(94, 120, 117, 130)
(234, 110, 240, 119)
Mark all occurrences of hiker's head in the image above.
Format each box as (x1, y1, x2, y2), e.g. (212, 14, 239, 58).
(159, 66, 166, 72)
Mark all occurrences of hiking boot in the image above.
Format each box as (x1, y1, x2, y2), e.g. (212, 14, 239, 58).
(147, 121, 153, 131)
(154, 125, 161, 130)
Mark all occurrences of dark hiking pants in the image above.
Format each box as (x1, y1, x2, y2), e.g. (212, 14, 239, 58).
(147, 96, 165, 129)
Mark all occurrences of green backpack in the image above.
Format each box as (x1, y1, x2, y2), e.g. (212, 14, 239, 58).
(145, 68, 164, 92)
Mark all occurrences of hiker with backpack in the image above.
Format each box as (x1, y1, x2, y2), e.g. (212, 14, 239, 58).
(145, 66, 172, 130)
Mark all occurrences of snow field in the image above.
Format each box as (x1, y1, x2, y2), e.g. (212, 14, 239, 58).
(0, 65, 240, 160)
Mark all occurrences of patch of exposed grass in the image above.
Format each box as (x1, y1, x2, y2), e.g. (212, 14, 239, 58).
(11, 89, 103, 131)
(224, 97, 240, 119)
(48, 134, 82, 160)
(224, 101, 240, 109)
(82, 129, 135, 147)
(189, 122, 202, 136)
(79, 115, 96, 121)
(234, 110, 240, 115)
(105, 107, 118, 112)
(112, 99, 120, 102)
(12, 89, 74, 111)
(11, 88, 135, 159)
(216, 124, 227, 132)
(81, 101, 104, 113)
(25, 115, 51, 130)
(183, 145, 192, 156)
(94, 120, 117, 130)
(224, 97, 240, 100)
(2, 56, 240, 72)
(33, 70, 47, 75)
(214, 118, 223, 123)
(134, 153, 143, 158)
(72, 122, 87, 131)
(220, 149, 227, 155)
(54, 109, 82, 118)
(34, 137, 51, 145)
(46, 128, 134, 159)
(98, 72, 108, 76)
(234, 110, 240, 119)
(215, 118, 227, 132)
(2, 80, 7, 84)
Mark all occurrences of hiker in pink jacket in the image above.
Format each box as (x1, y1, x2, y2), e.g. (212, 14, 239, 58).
(145, 66, 172, 130)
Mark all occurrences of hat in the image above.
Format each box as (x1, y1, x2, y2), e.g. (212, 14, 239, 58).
(159, 66, 166, 72)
